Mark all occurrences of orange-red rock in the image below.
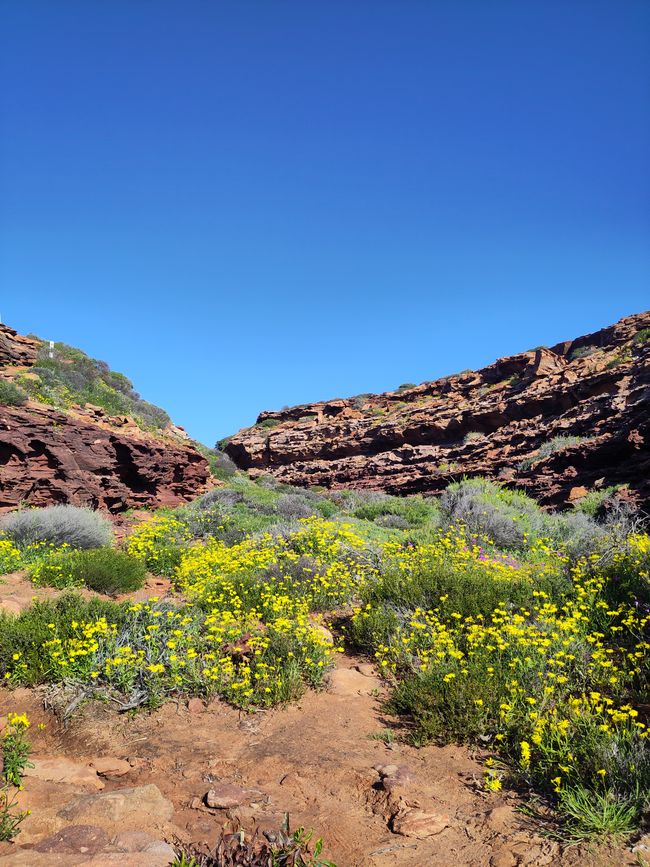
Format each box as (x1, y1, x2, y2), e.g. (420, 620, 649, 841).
(225, 311, 650, 509)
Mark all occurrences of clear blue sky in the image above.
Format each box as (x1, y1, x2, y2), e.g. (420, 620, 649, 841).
(1, 1, 648, 444)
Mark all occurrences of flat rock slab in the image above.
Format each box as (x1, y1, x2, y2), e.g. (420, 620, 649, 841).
(58, 784, 175, 830)
(32, 824, 111, 855)
(25, 757, 104, 791)
(205, 782, 260, 809)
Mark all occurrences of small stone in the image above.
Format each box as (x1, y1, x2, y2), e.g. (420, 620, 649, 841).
(487, 804, 513, 834)
(633, 834, 650, 853)
(112, 830, 177, 860)
(329, 668, 378, 696)
(205, 783, 251, 809)
(90, 757, 131, 778)
(490, 849, 517, 867)
(375, 764, 399, 778)
(187, 697, 206, 714)
(58, 784, 174, 828)
(392, 808, 450, 838)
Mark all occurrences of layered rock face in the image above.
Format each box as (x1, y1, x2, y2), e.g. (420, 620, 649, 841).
(226, 312, 650, 509)
(0, 324, 40, 367)
(0, 324, 209, 513)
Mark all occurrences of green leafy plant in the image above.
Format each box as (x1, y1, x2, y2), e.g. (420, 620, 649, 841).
(2, 713, 33, 786)
(0, 785, 29, 841)
(29, 547, 146, 595)
(557, 786, 640, 841)
(0, 713, 33, 842)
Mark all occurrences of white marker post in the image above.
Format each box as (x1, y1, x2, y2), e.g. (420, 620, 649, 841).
(49, 340, 54, 359)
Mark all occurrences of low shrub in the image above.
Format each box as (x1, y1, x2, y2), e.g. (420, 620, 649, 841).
(569, 345, 597, 361)
(439, 480, 528, 548)
(277, 493, 318, 520)
(195, 444, 238, 480)
(633, 328, 650, 345)
(0, 380, 27, 406)
(537, 435, 584, 460)
(0, 505, 113, 550)
(375, 514, 410, 530)
(0, 594, 128, 685)
(30, 548, 146, 596)
(352, 493, 437, 528)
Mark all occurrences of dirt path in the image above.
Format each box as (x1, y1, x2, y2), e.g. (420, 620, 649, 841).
(0, 654, 635, 867)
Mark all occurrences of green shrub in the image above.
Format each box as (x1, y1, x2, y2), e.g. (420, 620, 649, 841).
(352, 493, 437, 528)
(1, 505, 113, 550)
(194, 443, 238, 480)
(633, 328, 650, 345)
(569, 345, 597, 361)
(0, 381, 27, 406)
(0, 594, 127, 685)
(29, 548, 146, 595)
(76, 549, 146, 595)
(537, 435, 584, 460)
(573, 486, 622, 518)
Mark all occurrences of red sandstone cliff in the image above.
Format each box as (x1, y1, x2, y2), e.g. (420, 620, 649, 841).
(0, 324, 209, 512)
(225, 312, 650, 509)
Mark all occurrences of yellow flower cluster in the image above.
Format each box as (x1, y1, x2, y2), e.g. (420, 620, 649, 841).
(354, 532, 649, 797)
(124, 514, 191, 574)
(0, 540, 21, 575)
(176, 517, 370, 612)
(4, 519, 369, 709)
(382, 529, 565, 585)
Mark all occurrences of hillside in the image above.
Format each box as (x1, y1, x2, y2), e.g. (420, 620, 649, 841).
(0, 324, 210, 512)
(225, 311, 650, 510)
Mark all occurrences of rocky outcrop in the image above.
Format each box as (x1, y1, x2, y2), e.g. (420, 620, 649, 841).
(0, 403, 209, 512)
(0, 324, 40, 368)
(0, 322, 210, 512)
(225, 311, 650, 509)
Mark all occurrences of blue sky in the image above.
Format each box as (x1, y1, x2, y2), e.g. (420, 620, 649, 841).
(1, 1, 648, 444)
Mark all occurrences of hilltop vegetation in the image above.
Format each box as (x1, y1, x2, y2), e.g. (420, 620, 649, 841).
(0, 473, 648, 847)
(2, 338, 172, 431)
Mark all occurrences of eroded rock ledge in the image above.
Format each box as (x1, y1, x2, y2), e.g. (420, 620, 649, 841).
(0, 403, 209, 512)
(225, 311, 650, 509)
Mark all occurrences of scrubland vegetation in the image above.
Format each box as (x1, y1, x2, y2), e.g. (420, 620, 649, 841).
(5, 339, 171, 430)
(0, 474, 648, 844)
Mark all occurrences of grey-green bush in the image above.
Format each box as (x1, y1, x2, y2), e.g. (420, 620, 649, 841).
(1, 505, 113, 549)
(0, 380, 27, 406)
(276, 493, 318, 520)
